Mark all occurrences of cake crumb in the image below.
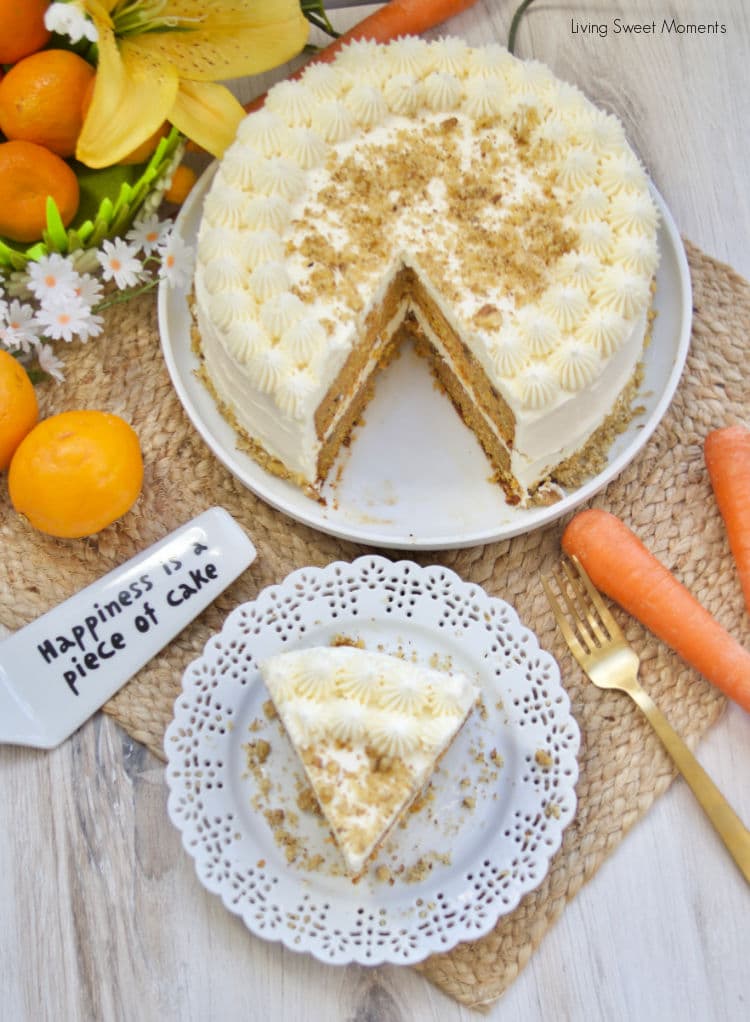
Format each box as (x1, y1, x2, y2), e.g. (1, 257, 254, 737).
(244, 739, 271, 768)
(303, 853, 326, 872)
(535, 748, 554, 769)
(405, 857, 434, 883)
(263, 699, 277, 720)
(408, 785, 435, 815)
(264, 808, 285, 828)
(375, 864, 393, 885)
(330, 634, 366, 649)
(263, 807, 305, 864)
(404, 851, 452, 883)
(489, 748, 504, 768)
(297, 785, 322, 816)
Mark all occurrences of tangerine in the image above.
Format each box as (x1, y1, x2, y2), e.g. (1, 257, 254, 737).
(0, 350, 39, 471)
(0, 0, 51, 64)
(0, 49, 96, 158)
(8, 410, 144, 539)
(164, 164, 198, 204)
(0, 140, 80, 243)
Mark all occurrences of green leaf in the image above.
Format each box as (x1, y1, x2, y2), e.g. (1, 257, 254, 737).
(25, 243, 48, 261)
(109, 202, 135, 238)
(72, 163, 142, 225)
(97, 196, 115, 226)
(111, 181, 136, 218)
(45, 198, 70, 252)
(0, 240, 19, 270)
(71, 221, 95, 245)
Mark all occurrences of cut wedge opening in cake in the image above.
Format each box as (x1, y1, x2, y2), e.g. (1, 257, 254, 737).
(313, 262, 528, 500)
(260, 647, 480, 880)
(193, 38, 659, 506)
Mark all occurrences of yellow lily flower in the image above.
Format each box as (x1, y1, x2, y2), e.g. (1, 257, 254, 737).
(76, 0, 309, 168)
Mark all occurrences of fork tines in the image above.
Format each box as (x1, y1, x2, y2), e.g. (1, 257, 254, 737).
(542, 555, 624, 663)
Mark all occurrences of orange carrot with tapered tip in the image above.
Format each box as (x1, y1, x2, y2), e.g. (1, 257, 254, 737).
(243, 0, 480, 114)
(705, 425, 750, 616)
(561, 508, 750, 713)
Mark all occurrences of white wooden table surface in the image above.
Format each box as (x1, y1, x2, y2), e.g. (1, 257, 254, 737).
(2, 3, 749, 1020)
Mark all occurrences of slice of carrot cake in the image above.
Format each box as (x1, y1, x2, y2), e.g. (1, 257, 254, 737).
(260, 646, 479, 879)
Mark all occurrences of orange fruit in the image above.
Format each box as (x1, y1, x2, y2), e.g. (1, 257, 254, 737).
(164, 164, 198, 204)
(0, 49, 96, 158)
(0, 0, 51, 64)
(0, 351, 39, 471)
(0, 140, 79, 243)
(8, 410, 144, 539)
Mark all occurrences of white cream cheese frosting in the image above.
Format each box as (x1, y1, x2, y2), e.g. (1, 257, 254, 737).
(261, 646, 479, 876)
(194, 37, 659, 499)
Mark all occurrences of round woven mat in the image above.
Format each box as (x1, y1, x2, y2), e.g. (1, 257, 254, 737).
(1, 240, 747, 1008)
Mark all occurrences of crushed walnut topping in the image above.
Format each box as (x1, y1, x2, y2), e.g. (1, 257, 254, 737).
(286, 116, 576, 323)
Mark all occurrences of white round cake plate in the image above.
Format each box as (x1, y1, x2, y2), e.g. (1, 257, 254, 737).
(164, 556, 580, 966)
(159, 168, 692, 550)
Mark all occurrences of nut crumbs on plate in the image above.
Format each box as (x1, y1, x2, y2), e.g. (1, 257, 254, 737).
(535, 748, 554, 769)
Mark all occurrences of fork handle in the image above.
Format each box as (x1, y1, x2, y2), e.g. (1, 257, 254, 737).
(629, 684, 750, 884)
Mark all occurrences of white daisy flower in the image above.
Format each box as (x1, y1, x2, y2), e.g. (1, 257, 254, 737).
(76, 306, 104, 343)
(37, 343, 66, 382)
(36, 293, 95, 343)
(26, 254, 80, 301)
(0, 301, 41, 354)
(74, 273, 104, 307)
(127, 214, 171, 254)
(44, 2, 98, 44)
(158, 235, 195, 289)
(98, 239, 144, 289)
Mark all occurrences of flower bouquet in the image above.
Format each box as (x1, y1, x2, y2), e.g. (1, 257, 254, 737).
(0, 0, 313, 378)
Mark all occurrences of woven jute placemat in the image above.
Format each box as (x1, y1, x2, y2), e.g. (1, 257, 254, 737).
(1, 241, 747, 1008)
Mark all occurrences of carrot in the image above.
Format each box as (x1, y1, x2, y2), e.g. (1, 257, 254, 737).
(244, 0, 480, 114)
(561, 508, 750, 713)
(705, 425, 750, 616)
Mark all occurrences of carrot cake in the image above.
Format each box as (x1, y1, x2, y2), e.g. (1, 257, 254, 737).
(192, 37, 659, 503)
(260, 646, 479, 879)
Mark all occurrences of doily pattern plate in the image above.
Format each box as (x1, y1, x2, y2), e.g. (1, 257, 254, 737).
(164, 556, 580, 965)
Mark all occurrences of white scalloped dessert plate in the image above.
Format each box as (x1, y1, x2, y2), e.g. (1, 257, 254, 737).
(164, 556, 580, 967)
(159, 169, 691, 550)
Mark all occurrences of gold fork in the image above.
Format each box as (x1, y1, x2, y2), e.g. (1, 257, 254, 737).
(543, 555, 750, 885)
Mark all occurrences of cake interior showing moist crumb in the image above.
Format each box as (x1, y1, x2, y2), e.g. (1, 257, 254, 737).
(289, 115, 577, 500)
